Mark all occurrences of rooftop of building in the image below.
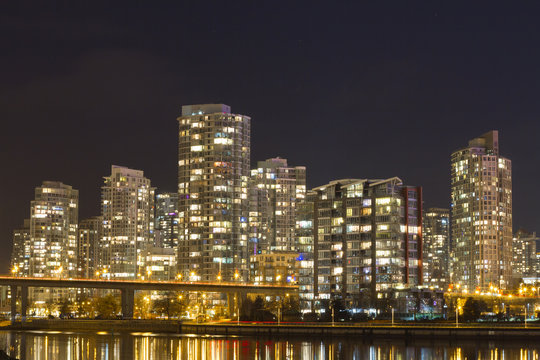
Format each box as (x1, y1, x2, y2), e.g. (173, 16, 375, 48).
(181, 104, 231, 116)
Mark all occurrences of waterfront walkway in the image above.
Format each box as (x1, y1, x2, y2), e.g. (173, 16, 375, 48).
(4, 320, 540, 340)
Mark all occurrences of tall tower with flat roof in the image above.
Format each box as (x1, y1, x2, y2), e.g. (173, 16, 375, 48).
(100, 165, 155, 279)
(177, 104, 250, 282)
(451, 130, 512, 290)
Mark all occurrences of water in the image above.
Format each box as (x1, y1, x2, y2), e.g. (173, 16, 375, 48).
(0, 330, 539, 359)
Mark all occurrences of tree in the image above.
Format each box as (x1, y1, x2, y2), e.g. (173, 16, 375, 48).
(239, 296, 276, 321)
(462, 297, 487, 322)
(94, 294, 119, 319)
(152, 292, 187, 319)
(281, 295, 301, 321)
(76, 294, 94, 318)
(45, 300, 57, 317)
(59, 299, 72, 318)
(134, 293, 152, 319)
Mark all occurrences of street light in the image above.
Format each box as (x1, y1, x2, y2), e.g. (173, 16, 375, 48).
(456, 306, 461, 328)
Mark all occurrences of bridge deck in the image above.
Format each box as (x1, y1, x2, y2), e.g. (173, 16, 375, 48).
(0, 276, 297, 294)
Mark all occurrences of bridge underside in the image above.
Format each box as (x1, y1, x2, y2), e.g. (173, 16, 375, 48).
(5, 280, 295, 324)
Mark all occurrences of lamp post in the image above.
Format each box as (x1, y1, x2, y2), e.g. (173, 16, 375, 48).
(455, 306, 461, 328)
(391, 307, 395, 326)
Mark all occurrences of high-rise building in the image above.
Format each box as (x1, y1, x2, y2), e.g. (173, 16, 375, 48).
(78, 216, 102, 279)
(512, 229, 538, 281)
(422, 208, 450, 290)
(145, 247, 176, 281)
(296, 191, 316, 312)
(101, 165, 155, 279)
(249, 157, 306, 254)
(155, 193, 179, 249)
(10, 219, 31, 277)
(28, 181, 79, 278)
(451, 130, 512, 290)
(311, 178, 422, 307)
(177, 104, 250, 282)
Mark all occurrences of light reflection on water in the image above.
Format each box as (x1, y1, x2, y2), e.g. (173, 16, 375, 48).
(0, 330, 539, 359)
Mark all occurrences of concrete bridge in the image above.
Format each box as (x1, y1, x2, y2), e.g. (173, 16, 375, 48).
(0, 276, 297, 323)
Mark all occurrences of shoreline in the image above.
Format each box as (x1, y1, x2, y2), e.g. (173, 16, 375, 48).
(3, 320, 540, 340)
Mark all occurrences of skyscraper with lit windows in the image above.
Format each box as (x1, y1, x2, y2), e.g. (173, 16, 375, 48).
(177, 104, 250, 282)
(451, 130, 512, 291)
(78, 216, 102, 279)
(100, 165, 155, 279)
(311, 178, 422, 308)
(155, 192, 179, 249)
(10, 219, 30, 277)
(512, 229, 538, 281)
(422, 208, 450, 289)
(248, 157, 306, 254)
(28, 181, 79, 278)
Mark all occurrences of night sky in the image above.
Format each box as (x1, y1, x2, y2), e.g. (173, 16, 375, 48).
(2, 2, 540, 273)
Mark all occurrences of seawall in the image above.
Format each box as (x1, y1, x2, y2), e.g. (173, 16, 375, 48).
(4, 320, 540, 340)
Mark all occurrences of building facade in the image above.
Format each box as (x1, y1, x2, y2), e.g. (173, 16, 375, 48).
(78, 216, 102, 279)
(512, 229, 538, 282)
(10, 219, 31, 277)
(177, 104, 250, 282)
(296, 191, 316, 312)
(155, 192, 179, 249)
(422, 208, 450, 290)
(312, 178, 422, 308)
(27, 181, 79, 278)
(101, 165, 155, 279)
(249, 251, 299, 285)
(248, 157, 306, 254)
(145, 247, 176, 281)
(451, 130, 512, 291)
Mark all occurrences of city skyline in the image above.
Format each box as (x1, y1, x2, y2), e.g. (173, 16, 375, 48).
(3, 3, 540, 274)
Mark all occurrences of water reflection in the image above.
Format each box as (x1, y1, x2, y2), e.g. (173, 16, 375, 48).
(0, 330, 539, 359)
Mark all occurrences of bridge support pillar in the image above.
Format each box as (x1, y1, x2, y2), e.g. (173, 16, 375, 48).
(121, 288, 134, 319)
(10, 285, 17, 324)
(21, 286, 28, 323)
(226, 292, 234, 318)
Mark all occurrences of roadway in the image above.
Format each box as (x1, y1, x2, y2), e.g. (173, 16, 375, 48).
(0, 276, 297, 295)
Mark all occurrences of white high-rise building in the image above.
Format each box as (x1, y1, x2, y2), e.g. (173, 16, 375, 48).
(451, 130, 512, 290)
(249, 157, 306, 254)
(28, 181, 79, 278)
(101, 165, 155, 279)
(177, 104, 250, 282)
